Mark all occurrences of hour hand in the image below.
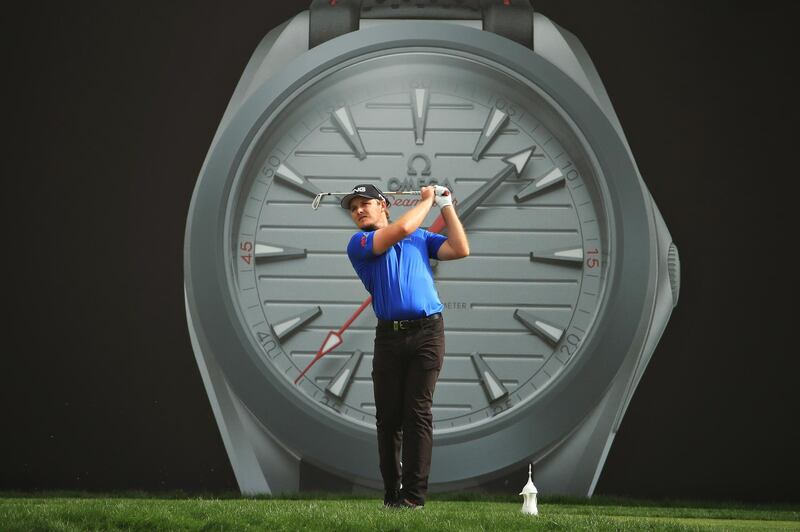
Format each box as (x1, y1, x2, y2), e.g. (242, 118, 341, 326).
(429, 146, 535, 233)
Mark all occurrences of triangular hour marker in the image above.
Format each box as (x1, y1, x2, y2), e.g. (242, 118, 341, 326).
(411, 89, 430, 145)
(472, 107, 509, 161)
(513, 309, 564, 345)
(470, 352, 508, 402)
(331, 106, 367, 160)
(326, 350, 363, 399)
(271, 306, 321, 340)
(514, 168, 564, 202)
(275, 162, 322, 197)
(530, 247, 583, 265)
(255, 242, 307, 261)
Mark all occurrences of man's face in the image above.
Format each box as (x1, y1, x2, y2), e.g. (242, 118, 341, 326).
(349, 197, 388, 231)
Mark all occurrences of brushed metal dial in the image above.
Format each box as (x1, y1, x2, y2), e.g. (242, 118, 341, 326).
(230, 51, 608, 434)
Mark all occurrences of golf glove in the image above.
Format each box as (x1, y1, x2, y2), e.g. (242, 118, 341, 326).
(434, 185, 453, 209)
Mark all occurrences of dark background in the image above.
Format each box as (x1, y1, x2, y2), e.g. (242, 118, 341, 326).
(2, 1, 798, 503)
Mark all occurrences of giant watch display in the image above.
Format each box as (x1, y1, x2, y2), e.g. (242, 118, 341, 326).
(184, 1, 680, 496)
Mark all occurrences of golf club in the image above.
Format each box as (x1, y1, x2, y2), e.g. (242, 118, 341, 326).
(311, 190, 427, 210)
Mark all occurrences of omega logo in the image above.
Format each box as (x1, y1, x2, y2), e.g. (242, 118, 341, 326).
(386, 153, 455, 193)
(407, 153, 432, 177)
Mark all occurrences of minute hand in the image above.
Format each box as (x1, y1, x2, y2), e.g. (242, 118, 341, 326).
(429, 146, 535, 233)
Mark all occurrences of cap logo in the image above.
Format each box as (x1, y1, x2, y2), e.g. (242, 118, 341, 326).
(354, 186, 366, 193)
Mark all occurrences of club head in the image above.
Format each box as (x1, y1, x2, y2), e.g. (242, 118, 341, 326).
(312, 194, 324, 210)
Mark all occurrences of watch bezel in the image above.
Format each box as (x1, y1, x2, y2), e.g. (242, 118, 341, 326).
(184, 21, 654, 485)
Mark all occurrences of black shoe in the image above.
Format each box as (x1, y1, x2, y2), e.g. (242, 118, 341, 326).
(383, 489, 400, 508)
(397, 497, 424, 510)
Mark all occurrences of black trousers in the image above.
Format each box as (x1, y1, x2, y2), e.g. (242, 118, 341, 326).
(371, 316, 445, 504)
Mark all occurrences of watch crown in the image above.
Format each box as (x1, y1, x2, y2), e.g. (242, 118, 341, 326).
(667, 242, 680, 307)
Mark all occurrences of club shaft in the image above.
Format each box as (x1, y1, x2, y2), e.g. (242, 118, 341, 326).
(312, 190, 424, 209)
(321, 191, 421, 197)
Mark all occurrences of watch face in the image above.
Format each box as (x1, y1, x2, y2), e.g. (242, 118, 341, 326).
(227, 50, 609, 434)
(187, 22, 654, 484)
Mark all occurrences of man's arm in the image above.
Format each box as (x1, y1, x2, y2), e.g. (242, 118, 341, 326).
(372, 186, 436, 255)
(435, 192, 470, 261)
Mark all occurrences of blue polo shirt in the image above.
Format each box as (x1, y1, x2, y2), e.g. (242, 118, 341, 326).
(347, 228, 447, 321)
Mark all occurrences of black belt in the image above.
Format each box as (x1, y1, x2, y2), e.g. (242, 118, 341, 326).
(377, 313, 442, 331)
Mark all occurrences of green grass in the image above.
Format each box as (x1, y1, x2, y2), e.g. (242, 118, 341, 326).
(0, 492, 798, 531)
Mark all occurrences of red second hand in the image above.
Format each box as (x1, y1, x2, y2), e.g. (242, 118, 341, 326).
(428, 215, 446, 234)
(427, 192, 453, 233)
(295, 196, 451, 385)
(294, 297, 372, 384)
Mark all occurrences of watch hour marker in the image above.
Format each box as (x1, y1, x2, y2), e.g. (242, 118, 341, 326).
(411, 88, 429, 145)
(255, 242, 307, 261)
(331, 106, 367, 160)
(514, 309, 564, 345)
(514, 168, 565, 202)
(270, 306, 322, 340)
(471, 352, 508, 403)
(530, 247, 583, 265)
(472, 107, 509, 161)
(326, 350, 363, 399)
(275, 162, 322, 197)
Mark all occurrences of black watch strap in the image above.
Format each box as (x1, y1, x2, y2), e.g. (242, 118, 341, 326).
(309, 0, 533, 49)
(361, 0, 482, 19)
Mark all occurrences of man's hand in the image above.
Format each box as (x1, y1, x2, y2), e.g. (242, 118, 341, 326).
(420, 185, 436, 203)
(433, 185, 453, 209)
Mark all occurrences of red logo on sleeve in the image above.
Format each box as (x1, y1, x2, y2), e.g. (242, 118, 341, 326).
(360, 234, 367, 248)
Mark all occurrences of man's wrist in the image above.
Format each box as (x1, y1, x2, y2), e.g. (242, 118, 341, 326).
(433, 185, 453, 209)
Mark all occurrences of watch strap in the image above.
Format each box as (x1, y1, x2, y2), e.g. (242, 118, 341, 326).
(309, 0, 533, 49)
(309, 0, 360, 49)
(361, 0, 482, 20)
(483, 1, 533, 48)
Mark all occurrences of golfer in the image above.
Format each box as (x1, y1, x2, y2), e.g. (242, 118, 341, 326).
(343, 183, 469, 509)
